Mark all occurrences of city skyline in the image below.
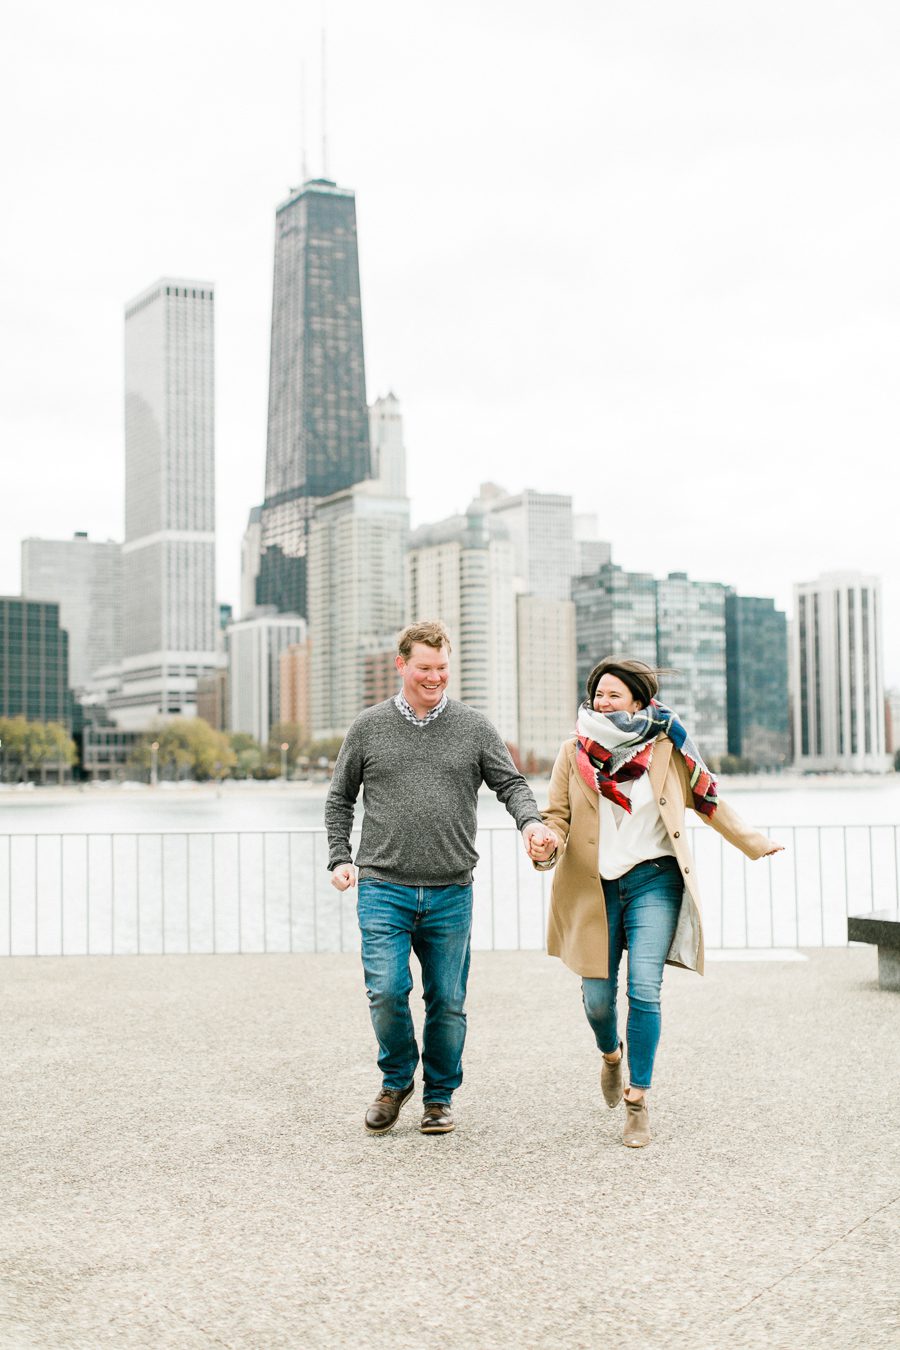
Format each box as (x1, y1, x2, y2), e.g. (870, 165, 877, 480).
(3, 4, 899, 677)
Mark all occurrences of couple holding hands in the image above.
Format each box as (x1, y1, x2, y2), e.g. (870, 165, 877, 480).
(326, 622, 782, 1147)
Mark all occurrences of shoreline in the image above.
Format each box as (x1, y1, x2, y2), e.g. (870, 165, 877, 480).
(1, 770, 898, 806)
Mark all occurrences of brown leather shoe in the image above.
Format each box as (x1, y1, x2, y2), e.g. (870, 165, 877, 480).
(365, 1083, 414, 1134)
(420, 1102, 455, 1134)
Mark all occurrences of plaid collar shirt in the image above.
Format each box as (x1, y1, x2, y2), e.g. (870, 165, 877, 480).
(394, 690, 449, 727)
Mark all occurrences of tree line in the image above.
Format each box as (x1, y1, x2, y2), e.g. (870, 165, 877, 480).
(0, 717, 77, 783)
(0, 716, 344, 784)
(125, 720, 344, 782)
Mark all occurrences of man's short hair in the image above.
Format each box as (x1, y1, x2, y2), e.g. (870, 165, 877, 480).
(397, 621, 452, 661)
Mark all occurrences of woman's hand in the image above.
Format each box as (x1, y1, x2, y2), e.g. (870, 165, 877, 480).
(522, 823, 558, 862)
(762, 842, 785, 857)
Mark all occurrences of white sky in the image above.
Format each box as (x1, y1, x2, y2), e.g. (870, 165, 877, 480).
(2, 2, 899, 675)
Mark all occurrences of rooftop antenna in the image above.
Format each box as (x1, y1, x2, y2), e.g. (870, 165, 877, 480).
(300, 59, 308, 183)
(321, 19, 328, 178)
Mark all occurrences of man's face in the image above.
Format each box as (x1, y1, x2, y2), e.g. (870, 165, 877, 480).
(396, 643, 450, 710)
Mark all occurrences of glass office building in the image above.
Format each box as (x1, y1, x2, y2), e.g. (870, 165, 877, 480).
(571, 563, 658, 705)
(0, 597, 73, 729)
(725, 593, 789, 767)
(656, 573, 727, 759)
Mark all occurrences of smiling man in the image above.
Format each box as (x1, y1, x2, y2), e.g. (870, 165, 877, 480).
(325, 620, 554, 1136)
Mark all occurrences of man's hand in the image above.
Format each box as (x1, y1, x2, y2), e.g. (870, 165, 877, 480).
(522, 822, 558, 863)
(331, 864, 358, 892)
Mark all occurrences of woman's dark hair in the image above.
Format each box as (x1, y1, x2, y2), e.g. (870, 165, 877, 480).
(585, 657, 662, 710)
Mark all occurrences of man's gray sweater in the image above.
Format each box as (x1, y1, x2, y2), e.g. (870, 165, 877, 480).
(324, 698, 541, 886)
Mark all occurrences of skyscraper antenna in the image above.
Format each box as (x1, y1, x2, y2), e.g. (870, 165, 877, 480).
(321, 23, 328, 178)
(300, 59, 308, 183)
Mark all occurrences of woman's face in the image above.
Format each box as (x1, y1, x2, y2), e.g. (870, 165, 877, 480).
(593, 673, 643, 715)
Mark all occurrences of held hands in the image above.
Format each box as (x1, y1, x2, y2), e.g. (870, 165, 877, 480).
(330, 864, 358, 892)
(522, 822, 559, 863)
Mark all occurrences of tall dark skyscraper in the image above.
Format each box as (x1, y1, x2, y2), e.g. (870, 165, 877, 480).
(0, 597, 73, 730)
(257, 178, 371, 616)
(725, 592, 789, 767)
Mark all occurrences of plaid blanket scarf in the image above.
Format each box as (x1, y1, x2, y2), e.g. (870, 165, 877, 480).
(575, 700, 718, 818)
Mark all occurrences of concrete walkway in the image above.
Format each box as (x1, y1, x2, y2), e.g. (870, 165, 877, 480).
(2, 948, 898, 1349)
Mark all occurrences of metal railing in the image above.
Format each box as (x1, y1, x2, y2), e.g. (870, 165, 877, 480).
(0, 824, 896, 957)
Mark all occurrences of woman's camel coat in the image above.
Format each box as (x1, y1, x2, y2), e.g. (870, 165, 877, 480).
(540, 736, 772, 978)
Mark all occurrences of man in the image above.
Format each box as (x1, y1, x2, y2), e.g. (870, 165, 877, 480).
(326, 620, 556, 1136)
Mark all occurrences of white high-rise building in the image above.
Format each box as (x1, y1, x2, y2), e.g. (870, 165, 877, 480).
(516, 595, 576, 764)
(369, 393, 406, 497)
(792, 571, 888, 772)
(477, 484, 576, 602)
(21, 533, 123, 692)
(308, 482, 409, 740)
(227, 611, 307, 746)
(112, 279, 218, 730)
(406, 506, 518, 744)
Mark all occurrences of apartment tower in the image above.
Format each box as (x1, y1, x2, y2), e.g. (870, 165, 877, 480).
(792, 571, 888, 772)
(406, 507, 518, 744)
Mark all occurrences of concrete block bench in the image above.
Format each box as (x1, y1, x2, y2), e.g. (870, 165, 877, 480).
(847, 910, 900, 991)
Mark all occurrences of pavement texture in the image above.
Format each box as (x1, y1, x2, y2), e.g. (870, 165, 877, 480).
(1, 947, 898, 1350)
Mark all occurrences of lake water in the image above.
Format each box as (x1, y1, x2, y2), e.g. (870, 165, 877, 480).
(2, 775, 898, 957)
(3, 772, 900, 833)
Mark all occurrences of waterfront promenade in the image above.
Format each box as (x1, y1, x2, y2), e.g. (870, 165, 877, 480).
(2, 947, 898, 1348)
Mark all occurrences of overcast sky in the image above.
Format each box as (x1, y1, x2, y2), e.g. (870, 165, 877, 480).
(3, 2, 899, 675)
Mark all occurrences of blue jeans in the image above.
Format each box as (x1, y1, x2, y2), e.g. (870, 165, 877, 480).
(581, 857, 683, 1091)
(357, 880, 473, 1104)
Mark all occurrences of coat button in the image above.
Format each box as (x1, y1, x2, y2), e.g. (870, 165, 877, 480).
(683, 866, 690, 873)
(659, 797, 666, 805)
(673, 831, 680, 839)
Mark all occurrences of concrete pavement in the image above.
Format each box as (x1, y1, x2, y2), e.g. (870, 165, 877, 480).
(2, 947, 898, 1349)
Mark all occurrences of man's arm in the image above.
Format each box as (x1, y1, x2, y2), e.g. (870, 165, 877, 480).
(479, 723, 543, 831)
(480, 731, 558, 858)
(324, 724, 364, 872)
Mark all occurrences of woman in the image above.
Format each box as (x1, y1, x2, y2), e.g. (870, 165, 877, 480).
(529, 657, 783, 1148)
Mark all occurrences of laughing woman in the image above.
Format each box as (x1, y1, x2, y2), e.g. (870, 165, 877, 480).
(529, 657, 783, 1149)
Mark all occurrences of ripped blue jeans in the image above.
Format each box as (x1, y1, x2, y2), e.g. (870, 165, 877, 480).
(581, 856, 683, 1090)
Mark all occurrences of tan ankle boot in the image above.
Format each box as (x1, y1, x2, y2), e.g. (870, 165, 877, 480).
(600, 1043, 624, 1108)
(623, 1094, 651, 1147)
